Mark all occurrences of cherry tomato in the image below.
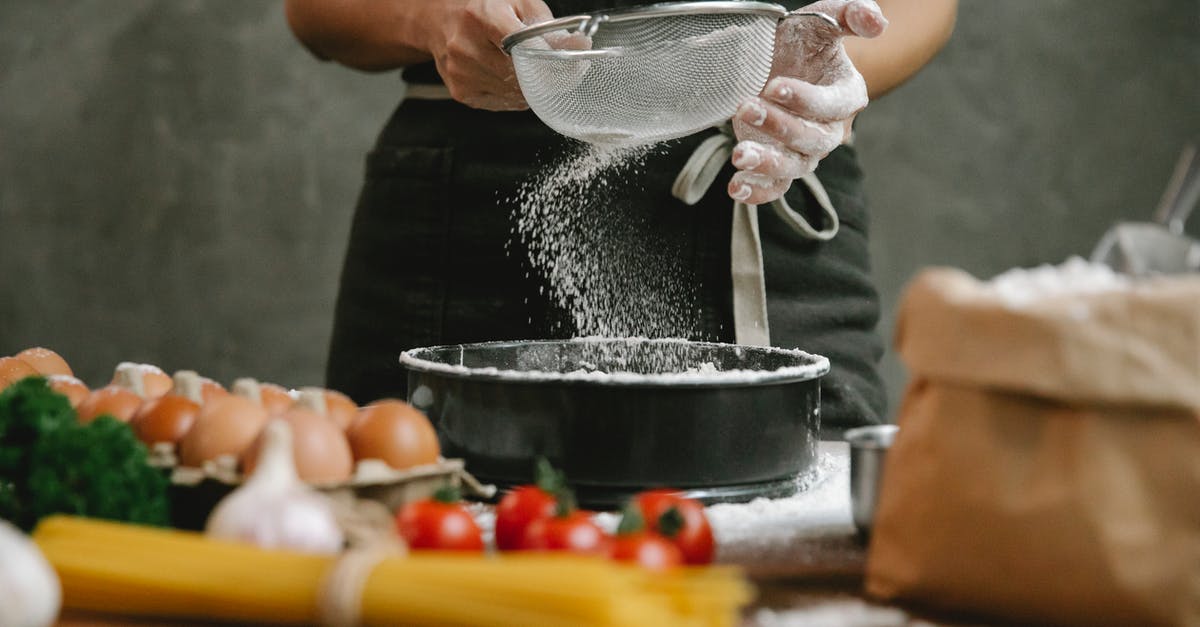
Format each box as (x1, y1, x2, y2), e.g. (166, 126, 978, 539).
(396, 495, 483, 552)
(495, 485, 558, 551)
(635, 489, 715, 565)
(610, 532, 683, 571)
(520, 510, 610, 555)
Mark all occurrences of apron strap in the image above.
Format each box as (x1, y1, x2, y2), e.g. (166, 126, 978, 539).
(404, 83, 454, 100)
(670, 127, 841, 346)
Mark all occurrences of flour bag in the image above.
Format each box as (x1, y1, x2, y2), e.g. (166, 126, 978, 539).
(865, 261, 1200, 626)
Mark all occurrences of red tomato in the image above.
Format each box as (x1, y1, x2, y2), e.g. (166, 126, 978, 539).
(494, 485, 558, 551)
(520, 511, 610, 555)
(395, 498, 483, 552)
(635, 489, 715, 565)
(610, 532, 683, 571)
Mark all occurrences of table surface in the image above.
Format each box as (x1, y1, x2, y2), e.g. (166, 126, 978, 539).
(56, 442, 982, 627)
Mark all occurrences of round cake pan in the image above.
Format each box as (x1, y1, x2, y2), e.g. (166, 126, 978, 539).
(400, 338, 829, 508)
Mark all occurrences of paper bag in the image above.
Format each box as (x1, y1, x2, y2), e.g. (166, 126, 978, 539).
(865, 268, 1200, 627)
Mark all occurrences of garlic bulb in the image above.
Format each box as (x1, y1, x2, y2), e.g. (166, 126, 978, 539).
(0, 520, 61, 627)
(205, 420, 344, 554)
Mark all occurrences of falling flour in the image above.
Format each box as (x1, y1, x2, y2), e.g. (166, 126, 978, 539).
(512, 142, 702, 339)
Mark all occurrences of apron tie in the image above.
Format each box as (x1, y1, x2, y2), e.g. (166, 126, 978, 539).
(671, 126, 840, 346)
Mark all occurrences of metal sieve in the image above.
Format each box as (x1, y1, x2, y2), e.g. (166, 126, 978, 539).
(502, 2, 835, 146)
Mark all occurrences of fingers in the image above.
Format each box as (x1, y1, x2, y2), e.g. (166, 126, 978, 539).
(760, 75, 866, 123)
(794, 0, 887, 40)
(732, 141, 816, 180)
(728, 172, 791, 205)
(843, 1, 887, 38)
(474, 0, 551, 46)
(735, 95, 845, 155)
(513, 0, 554, 26)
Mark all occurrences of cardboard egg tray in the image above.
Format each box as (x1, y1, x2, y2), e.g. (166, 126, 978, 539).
(148, 444, 496, 530)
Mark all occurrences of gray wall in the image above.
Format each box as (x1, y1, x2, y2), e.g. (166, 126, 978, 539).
(2, 2, 1197, 415)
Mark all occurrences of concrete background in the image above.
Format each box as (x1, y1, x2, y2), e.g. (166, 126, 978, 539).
(1, 1, 1197, 415)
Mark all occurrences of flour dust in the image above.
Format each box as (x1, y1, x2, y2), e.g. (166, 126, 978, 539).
(512, 143, 702, 339)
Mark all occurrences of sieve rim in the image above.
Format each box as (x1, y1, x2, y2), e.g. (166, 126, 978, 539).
(500, 1, 788, 54)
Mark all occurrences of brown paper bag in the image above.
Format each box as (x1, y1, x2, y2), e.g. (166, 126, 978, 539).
(865, 268, 1200, 627)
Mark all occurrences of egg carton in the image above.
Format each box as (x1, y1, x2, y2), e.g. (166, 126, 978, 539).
(148, 444, 496, 530)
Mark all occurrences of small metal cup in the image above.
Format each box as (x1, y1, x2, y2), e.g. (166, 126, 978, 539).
(845, 424, 900, 538)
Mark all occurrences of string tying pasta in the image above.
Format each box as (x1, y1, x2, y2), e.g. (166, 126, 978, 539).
(318, 543, 405, 627)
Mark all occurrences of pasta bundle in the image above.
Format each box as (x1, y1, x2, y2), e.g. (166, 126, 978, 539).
(34, 516, 752, 627)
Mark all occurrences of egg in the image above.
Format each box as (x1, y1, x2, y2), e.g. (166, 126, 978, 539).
(112, 363, 172, 399)
(199, 377, 228, 403)
(0, 357, 39, 389)
(178, 395, 269, 468)
(131, 394, 201, 446)
(346, 400, 440, 470)
(46, 374, 89, 408)
(258, 383, 293, 415)
(242, 403, 353, 484)
(15, 347, 73, 377)
(323, 389, 358, 430)
(76, 385, 143, 424)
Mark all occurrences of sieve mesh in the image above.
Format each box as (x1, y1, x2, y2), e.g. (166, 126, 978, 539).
(507, 3, 786, 146)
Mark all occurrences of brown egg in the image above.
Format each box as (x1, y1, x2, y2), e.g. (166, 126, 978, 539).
(347, 400, 440, 470)
(141, 367, 173, 398)
(47, 374, 89, 408)
(16, 347, 73, 377)
(242, 406, 353, 484)
(259, 383, 294, 415)
(131, 394, 201, 446)
(178, 395, 269, 467)
(0, 357, 39, 389)
(199, 377, 228, 403)
(77, 385, 143, 424)
(323, 389, 358, 430)
(111, 363, 172, 399)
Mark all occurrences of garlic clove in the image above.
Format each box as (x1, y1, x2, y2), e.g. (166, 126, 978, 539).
(205, 420, 344, 554)
(0, 520, 61, 627)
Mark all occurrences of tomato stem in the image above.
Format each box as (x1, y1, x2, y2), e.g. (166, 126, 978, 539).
(534, 456, 567, 493)
(553, 489, 577, 517)
(432, 484, 461, 504)
(616, 502, 645, 536)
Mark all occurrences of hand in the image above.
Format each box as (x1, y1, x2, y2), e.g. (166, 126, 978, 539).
(429, 0, 554, 111)
(728, 0, 887, 204)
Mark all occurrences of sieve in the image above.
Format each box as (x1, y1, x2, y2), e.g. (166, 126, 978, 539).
(501, 2, 837, 146)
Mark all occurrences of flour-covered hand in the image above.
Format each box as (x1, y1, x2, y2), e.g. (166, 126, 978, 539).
(728, 0, 886, 204)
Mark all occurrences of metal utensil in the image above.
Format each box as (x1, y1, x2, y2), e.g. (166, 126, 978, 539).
(1091, 141, 1200, 275)
(501, 2, 836, 146)
(845, 424, 898, 537)
(400, 338, 829, 507)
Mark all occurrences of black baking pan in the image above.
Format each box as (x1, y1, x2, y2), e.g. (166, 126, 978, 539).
(400, 338, 828, 508)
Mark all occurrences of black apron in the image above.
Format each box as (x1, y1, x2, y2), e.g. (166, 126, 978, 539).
(327, 2, 887, 433)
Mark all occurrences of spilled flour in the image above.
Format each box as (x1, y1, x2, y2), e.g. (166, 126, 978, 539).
(512, 143, 702, 338)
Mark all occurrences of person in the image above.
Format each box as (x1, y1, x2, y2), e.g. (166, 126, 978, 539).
(284, 0, 957, 435)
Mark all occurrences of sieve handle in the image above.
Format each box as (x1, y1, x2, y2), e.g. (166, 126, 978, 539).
(578, 13, 609, 38)
(783, 11, 839, 28)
